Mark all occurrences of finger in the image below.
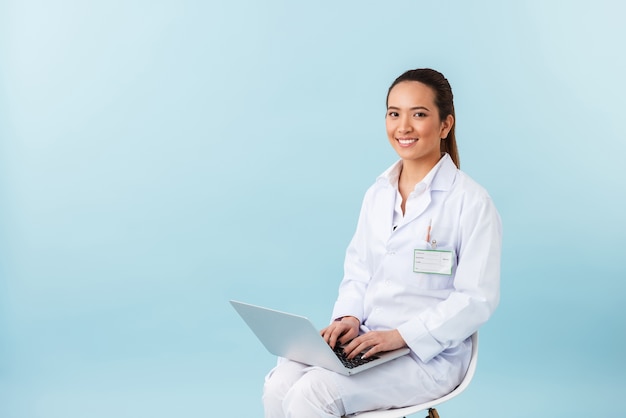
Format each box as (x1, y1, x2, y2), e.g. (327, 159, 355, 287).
(338, 327, 357, 345)
(321, 325, 339, 347)
(360, 332, 400, 358)
(348, 345, 371, 359)
(320, 328, 331, 345)
(345, 338, 371, 359)
(361, 345, 379, 359)
(328, 332, 338, 349)
(328, 324, 346, 349)
(321, 327, 334, 347)
(343, 335, 362, 354)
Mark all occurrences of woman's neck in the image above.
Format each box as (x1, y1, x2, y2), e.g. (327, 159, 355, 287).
(399, 155, 440, 188)
(397, 156, 441, 215)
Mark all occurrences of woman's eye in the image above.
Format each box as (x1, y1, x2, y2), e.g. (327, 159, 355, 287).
(387, 111, 399, 117)
(414, 112, 426, 118)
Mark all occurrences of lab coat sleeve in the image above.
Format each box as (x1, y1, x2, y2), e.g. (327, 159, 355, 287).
(397, 194, 502, 362)
(330, 190, 373, 323)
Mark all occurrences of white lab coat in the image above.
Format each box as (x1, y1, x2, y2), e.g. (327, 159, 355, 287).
(332, 153, 501, 364)
(264, 154, 502, 417)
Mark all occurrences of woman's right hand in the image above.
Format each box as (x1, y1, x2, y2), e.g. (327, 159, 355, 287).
(320, 316, 360, 349)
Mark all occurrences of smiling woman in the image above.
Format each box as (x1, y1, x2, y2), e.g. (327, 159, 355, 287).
(386, 81, 452, 169)
(386, 69, 459, 169)
(262, 68, 502, 418)
(384, 71, 457, 212)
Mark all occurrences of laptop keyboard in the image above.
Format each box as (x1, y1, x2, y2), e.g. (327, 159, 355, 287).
(333, 345, 380, 369)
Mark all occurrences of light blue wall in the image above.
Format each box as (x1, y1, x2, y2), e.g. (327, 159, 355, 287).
(1, 1, 624, 417)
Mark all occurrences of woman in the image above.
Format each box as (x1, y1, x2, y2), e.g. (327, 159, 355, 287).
(263, 68, 501, 418)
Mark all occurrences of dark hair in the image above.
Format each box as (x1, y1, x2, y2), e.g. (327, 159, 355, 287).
(386, 68, 459, 168)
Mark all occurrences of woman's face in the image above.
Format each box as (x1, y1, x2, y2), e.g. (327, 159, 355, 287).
(385, 81, 453, 166)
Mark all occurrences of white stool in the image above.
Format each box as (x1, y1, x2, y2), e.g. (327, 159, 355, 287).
(344, 332, 479, 418)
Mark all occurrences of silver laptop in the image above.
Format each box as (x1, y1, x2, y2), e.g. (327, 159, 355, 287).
(230, 300, 410, 376)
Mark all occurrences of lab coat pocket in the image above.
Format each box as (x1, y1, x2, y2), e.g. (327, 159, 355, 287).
(409, 234, 456, 291)
(407, 271, 454, 291)
(425, 225, 456, 251)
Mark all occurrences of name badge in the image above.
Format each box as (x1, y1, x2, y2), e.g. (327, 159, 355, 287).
(413, 249, 453, 275)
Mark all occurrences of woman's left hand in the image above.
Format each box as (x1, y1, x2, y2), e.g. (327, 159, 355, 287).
(342, 329, 407, 360)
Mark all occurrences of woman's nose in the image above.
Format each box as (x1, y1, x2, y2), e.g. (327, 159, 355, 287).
(397, 116, 413, 133)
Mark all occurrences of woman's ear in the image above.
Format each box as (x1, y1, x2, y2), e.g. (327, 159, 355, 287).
(440, 114, 454, 139)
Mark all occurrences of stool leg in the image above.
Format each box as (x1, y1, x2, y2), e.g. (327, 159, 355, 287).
(427, 408, 440, 418)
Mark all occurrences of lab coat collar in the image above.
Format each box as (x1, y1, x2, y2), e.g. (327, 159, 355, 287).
(430, 154, 457, 192)
(377, 153, 457, 192)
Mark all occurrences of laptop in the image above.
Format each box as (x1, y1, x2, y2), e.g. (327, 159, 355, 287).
(230, 300, 410, 376)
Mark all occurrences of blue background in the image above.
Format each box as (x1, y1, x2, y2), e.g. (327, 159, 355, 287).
(1, 1, 625, 417)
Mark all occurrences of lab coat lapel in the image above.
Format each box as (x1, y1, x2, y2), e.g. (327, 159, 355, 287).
(402, 190, 432, 225)
(401, 155, 457, 225)
(373, 161, 402, 234)
(373, 183, 396, 232)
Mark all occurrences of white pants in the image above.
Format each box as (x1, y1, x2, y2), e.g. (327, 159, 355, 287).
(263, 345, 469, 418)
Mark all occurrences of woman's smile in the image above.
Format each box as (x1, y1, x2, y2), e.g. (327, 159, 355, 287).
(397, 137, 419, 147)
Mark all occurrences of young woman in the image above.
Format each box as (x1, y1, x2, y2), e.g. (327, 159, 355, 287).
(263, 68, 502, 418)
